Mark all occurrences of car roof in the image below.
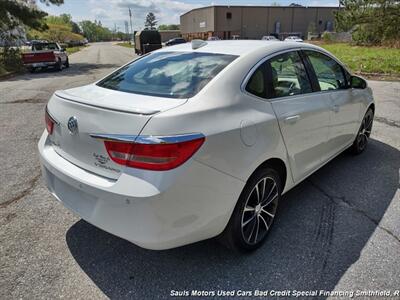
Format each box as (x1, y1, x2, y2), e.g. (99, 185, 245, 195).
(156, 40, 320, 56)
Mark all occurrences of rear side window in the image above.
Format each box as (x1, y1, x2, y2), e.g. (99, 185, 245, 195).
(268, 51, 312, 98)
(304, 50, 347, 91)
(245, 63, 266, 98)
(97, 51, 237, 99)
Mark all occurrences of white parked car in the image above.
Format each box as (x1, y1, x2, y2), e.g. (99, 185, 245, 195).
(261, 35, 278, 41)
(39, 40, 374, 252)
(284, 36, 303, 42)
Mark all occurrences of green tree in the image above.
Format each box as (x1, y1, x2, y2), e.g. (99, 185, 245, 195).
(0, 0, 64, 73)
(71, 21, 81, 34)
(44, 13, 81, 34)
(27, 23, 84, 44)
(80, 20, 112, 42)
(158, 24, 180, 30)
(46, 13, 71, 25)
(144, 12, 157, 30)
(0, 0, 64, 32)
(115, 31, 128, 41)
(46, 14, 71, 29)
(26, 13, 84, 44)
(335, 0, 400, 44)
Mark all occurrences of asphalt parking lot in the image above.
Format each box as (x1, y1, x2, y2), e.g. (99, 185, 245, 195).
(0, 42, 399, 299)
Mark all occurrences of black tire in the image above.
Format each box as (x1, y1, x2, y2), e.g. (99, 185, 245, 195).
(64, 58, 70, 68)
(29, 67, 36, 73)
(350, 108, 374, 154)
(55, 58, 62, 71)
(220, 167, 282, 252)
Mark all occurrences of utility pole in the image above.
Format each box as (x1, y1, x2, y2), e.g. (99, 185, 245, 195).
(129, 8, 134, 42)
(124, 21, 129, 41)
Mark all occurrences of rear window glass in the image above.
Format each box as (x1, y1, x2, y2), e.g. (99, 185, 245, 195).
(33, 43, 58, 51)
(97, 51, 237, 99)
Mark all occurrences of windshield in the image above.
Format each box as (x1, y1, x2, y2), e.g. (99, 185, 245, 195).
(97, 51, 237, 99)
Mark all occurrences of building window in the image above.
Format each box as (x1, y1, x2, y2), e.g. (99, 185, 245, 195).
(226, 12, 232, 19)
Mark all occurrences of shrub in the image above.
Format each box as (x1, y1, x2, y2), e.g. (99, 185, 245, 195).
(351, 24, 381, 45)
(322, 32, 334, 43)
(0, 47, 24, 73)
(335, 0, 400, 46)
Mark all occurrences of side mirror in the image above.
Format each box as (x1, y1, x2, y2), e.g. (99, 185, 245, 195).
(350, 75, 367, 89)
(61, 48, 66, 52)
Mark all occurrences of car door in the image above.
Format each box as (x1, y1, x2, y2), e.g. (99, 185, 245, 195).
(267, 50, 332, 182)
(303, 50, 361, 160)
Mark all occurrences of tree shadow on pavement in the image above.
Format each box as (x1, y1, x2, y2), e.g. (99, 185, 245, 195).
(66, 139, 399, 299)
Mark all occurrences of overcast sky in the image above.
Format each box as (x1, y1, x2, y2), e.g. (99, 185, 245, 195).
(37, 0, 339, 31)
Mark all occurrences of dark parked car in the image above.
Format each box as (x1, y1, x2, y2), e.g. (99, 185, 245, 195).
(165, 38, 186, 46)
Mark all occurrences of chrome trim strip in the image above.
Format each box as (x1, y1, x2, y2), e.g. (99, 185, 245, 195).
(89, 134, 138, 142)
(89, 133, 205, 144)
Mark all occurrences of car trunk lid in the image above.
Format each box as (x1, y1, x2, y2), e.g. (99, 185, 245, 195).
(46, 85, 187, 179)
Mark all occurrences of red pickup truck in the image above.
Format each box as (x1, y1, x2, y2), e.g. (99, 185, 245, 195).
(21, 42, 69, 72)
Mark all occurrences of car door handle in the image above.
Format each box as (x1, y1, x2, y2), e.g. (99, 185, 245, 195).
(331, 104, 340, 113)
(284, 115, 300, 124)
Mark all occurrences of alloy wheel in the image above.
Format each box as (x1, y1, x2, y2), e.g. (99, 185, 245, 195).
(357, 111, 373, 151)
(241, 176, 279, 245)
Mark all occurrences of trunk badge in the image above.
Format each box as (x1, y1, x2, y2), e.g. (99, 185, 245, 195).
(67, 116, 78, 135)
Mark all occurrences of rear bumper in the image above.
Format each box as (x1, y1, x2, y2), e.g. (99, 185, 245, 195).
(38, 131, 244, 250)
(24, 61, 56, 68)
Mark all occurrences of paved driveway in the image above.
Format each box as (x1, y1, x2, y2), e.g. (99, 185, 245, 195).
(0, 42, 399, 299)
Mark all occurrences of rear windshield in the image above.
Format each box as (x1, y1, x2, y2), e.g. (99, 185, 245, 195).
(33, 43, 58, 51)
(97, 51, 238, 99)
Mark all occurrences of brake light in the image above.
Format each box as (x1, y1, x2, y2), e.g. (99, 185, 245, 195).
(104, 136, 205, 171)
(45, 108, 55, 134)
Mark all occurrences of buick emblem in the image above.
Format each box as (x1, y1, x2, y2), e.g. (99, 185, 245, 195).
(67, 116, 78, 135)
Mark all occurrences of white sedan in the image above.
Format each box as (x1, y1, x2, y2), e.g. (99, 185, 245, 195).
(39, 40, 374, 252)
(261, 35, 278, 41)
(284, 36, 304, 42)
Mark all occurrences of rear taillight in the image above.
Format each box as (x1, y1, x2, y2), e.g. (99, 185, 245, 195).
(45, 108, 55, 134)
(104, 136, 205, 171)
